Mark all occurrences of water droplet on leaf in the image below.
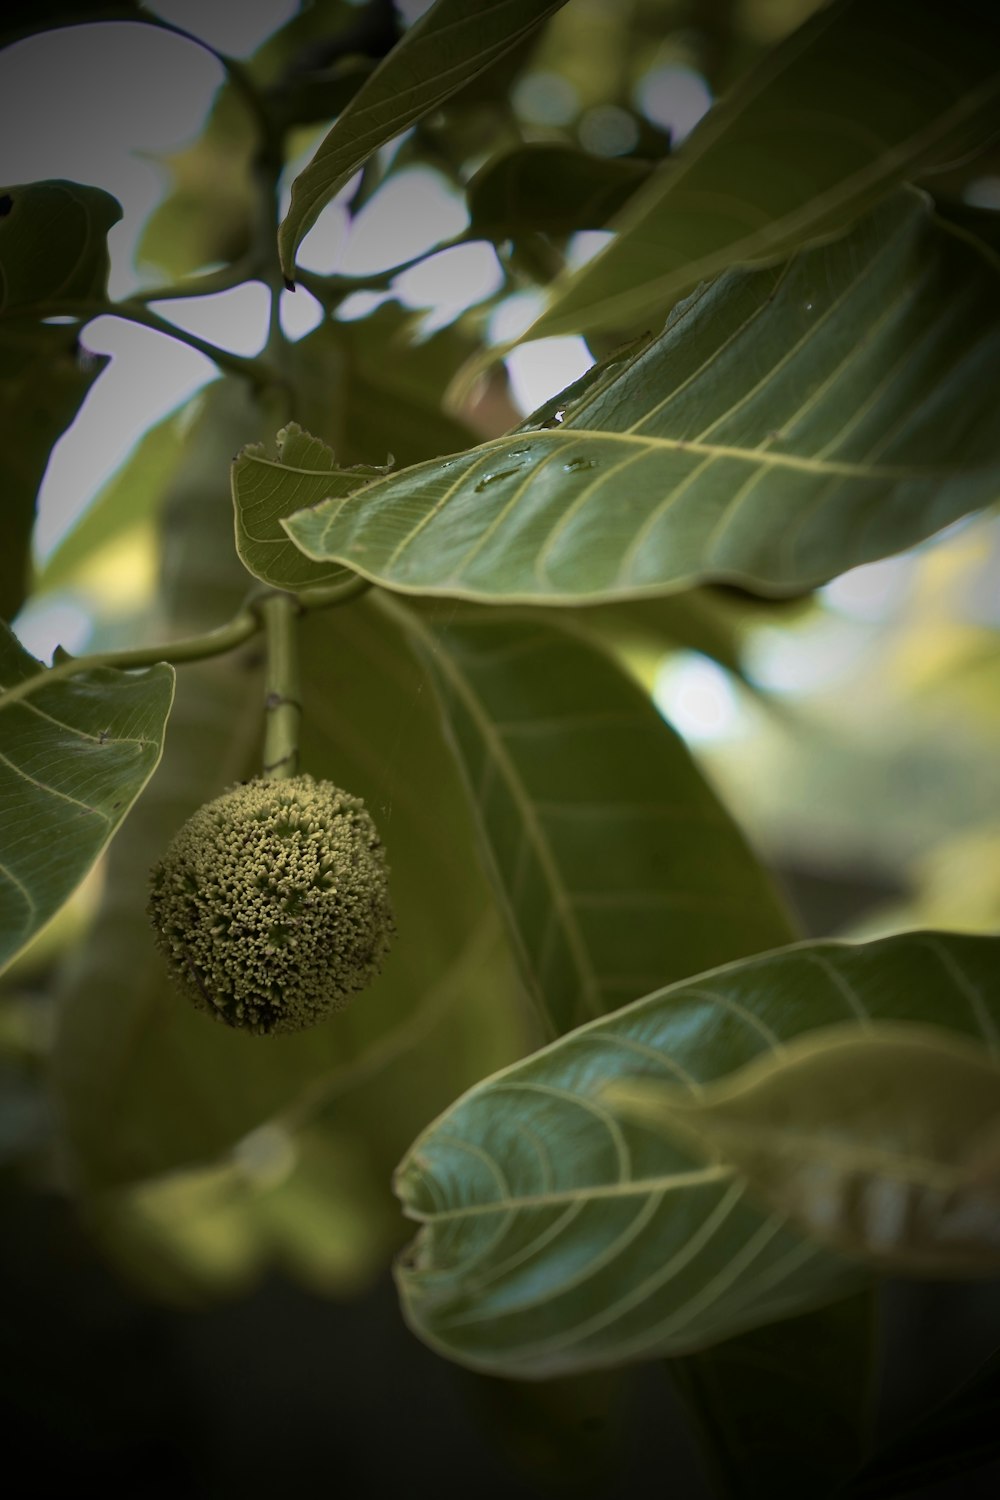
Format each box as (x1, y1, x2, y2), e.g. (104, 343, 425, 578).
(474, 467, 523, 493)
(562, 457, 597, 473)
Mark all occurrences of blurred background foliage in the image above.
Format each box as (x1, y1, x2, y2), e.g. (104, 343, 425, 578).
(0, 0, 998, 1494)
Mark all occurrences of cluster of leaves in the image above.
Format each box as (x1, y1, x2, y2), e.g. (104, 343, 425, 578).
(2, 1, 999, 1495)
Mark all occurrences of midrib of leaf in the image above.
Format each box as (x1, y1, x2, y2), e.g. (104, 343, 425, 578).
(386, 600, 603, 1026)
(406, 1163, 737, 1222)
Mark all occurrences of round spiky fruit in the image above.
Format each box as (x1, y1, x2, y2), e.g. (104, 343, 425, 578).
(148, 775, 394, 1036)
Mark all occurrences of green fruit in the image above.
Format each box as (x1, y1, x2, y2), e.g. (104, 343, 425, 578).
(148, 775, 394, 1036)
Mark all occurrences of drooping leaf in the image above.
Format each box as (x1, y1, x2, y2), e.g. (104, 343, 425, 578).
(232, 423, 376, 591)
(613, 1023, 1000, 1278)
(0, 325, 109, 617)
(391, 603, 793, 1037)
(0, 179, 121, 310)
(0, 620, 174, 975)
(278, 0, 570, 277)
(670, 1293, 877, 1499)
(394, 930, 1000, 1378)
(522, 0, 1000, 339)
(467, 145, 652, 240)
(284, 192, 1000, 603)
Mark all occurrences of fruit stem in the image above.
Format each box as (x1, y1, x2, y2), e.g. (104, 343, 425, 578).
(261, 592, 302, 781)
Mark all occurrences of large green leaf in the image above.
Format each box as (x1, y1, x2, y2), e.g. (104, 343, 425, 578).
(0, 179, 121, 310)
(278, 0, 570, 277)
(0, 620, 174, 975)
(0, 326, 109, 618)
(391, 603, 793, 1037)
(614, 1024, 1000, 1277)
(284, 192, 1000, 603)
(670, 1294, 876, 1499)
(394, 930, 1000, 1378)
(466, 145, 652, 241)
(523, 0, 1000, 339)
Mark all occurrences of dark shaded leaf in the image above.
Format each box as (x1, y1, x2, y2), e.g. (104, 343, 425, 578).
(525, 0, 1000, 338)
(670, 1294, 877, 1499)
(467, 146, 652, 240)
(392, 603, 793, 1037)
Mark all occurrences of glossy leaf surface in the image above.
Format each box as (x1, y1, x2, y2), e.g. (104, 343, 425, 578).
(395, 931, 999, 1377)
(524, 0, 1000, 338)
(285, 194, 1000, 603)
(0, 621, 173, 974)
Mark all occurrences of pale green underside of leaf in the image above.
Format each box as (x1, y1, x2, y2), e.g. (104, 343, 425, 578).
(391, 603, 793, 1038)
(285, 193, 1000, 604)
(614, 1024, 1000, 1277)
(232, 423, 376, 591)
(394, 930, 1000, 1378)
(525, 0, 1000, 338)
(0, 622, 174, 974)
(278, 0, 569, 275)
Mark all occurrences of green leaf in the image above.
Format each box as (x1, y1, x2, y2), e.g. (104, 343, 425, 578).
(0, 179, 121, 616)
(35, 394, 189, 595)
(392, 604, 793, 1037)
(670, 1294, 877, 1499)
(394, 930, 1000, 1378)
(613, 1023, 1000, 1278)
(0, 179, 121, 310)
(0, 325, 109, 617)
(284, 192, 1000, 603)
(0, 620, 174, 976)
(467, 145, 652, 240)
(232, 423, 378, 591)
(278, 0, 571, 277)
(523, 0, 1000, 339)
